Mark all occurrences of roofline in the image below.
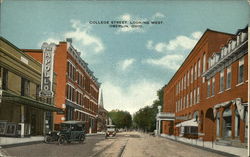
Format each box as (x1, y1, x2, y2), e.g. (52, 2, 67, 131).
(0, 37, 42, 67)
(163, 28, 235, 89)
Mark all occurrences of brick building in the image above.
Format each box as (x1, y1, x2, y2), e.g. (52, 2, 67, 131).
(24, 38, 100, 133)
(161, 27, 248, 146)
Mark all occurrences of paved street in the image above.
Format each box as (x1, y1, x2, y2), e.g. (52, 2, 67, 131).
(0, 132, 232, 157)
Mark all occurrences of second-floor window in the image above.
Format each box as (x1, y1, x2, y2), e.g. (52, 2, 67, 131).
(67, 61, 76, 81)
(197, 87, 200, 103)
(66, 84, 75, 102)
(21, 78, 30, 96)
(238, 57, 244, 84)
(2, 68, 8, 90)
(220, 70, 224, 92)
(226, 66, 232, 89)
(207, 79, 211, 97)
(212, 77, 215, 96)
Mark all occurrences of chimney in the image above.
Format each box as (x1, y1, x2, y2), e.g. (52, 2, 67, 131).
(66, 38, 72, 44)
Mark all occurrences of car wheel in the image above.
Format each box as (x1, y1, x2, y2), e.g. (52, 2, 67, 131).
(58, 136, 65, 145)
(79, 134, 85, 143)
(44, 135, 52, 143)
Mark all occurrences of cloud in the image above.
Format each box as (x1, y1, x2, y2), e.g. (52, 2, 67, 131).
(145, 54, 184, 71)
(152, 12, 166, 19)
(146, 40, 154, 50)
(64, 19, 105, 53)
(38, 19, 105, 59)
(119, 58, 136, 71)
(147, 31, 202, 53)
(102, 79, 162, 114)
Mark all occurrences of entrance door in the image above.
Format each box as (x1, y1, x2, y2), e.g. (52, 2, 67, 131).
(31, 114, 36, 135)
(222, 108, 232, 138)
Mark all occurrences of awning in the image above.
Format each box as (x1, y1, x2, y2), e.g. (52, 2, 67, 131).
(176, 119, 198, 127)
(2, 90, 62, 112)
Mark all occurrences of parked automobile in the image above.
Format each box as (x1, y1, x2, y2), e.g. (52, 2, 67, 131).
(44, 121, 86, 144)
(105, 125, 116, 138)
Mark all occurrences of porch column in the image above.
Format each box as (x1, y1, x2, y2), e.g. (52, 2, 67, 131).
(158, 120, 161, 135)
(20, 105, 25, 137)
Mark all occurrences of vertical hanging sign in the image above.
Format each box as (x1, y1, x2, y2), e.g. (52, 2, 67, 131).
(39, 42, 56, 97)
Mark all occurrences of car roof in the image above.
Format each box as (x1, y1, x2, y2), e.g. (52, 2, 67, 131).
(107, 125, 115, 127)
(61, 120, 85, 124)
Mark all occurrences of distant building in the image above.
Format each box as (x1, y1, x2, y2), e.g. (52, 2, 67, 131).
(0, 37, 60, 137)
(160, 27, 248, 147)
(24, 38, 100, 133)
(97, 90, 108, 132)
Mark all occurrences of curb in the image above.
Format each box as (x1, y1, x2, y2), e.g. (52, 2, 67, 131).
(160, 136, 239, 157)
(0, 133, 103, 149)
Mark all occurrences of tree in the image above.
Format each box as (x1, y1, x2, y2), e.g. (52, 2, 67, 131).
(108, 110, 132, 129)
(133, 88, 163, 132)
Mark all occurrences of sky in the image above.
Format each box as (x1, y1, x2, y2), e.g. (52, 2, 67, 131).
(1, 0, 249, 114)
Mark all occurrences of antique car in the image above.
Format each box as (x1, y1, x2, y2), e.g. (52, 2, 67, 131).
(44, 121, 86, 144)
(105, 125, 116, 138)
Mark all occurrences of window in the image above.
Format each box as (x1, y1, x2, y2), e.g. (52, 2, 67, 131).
(226, 66, 231, 89)
(66, 84, 75, 102)
(181, 78, 183, 91)
(187, 71, 190, 87)
(198, 59, 201, 77)
(207, 79, 211, 97)
(186, 94, 189, 107)
(220, 70, 224, 92)
(191, 67, 193, 83)
(238, 57, 244, 84)
(181, 98, 183, 110)
(21, 78, 30, 96)
(194, 63, 197, 80)
(67, 61, 76, 81)
(176, 102, 178, 112)
(183, 96, 186, 109)
(212, 77, 215, 96)
(2, 68, 8, 90)
(216, 112, 220, 137)
(176, 84, 178, 95)
(193, 89, 196, 105)
(190, 91, 192, 106)
(197, 87, 200, 103)
(184, 75, 186, 90)
(203, 54, 206, 73)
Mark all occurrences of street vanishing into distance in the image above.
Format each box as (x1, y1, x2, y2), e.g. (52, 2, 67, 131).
(1, 132, 229, 157)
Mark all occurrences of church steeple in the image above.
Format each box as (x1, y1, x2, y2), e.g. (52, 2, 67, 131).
(99, 89, 104, 108)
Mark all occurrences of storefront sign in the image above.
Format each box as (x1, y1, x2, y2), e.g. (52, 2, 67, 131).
(39, 42, 56, 97)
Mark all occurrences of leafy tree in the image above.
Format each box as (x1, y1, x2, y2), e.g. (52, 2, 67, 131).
(108, 110, 132, 129)
(133, 88, 163, 132)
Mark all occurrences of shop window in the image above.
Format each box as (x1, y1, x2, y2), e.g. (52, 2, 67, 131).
(220, 70, 224, 92)
(238, 57, 244, 84)
(2, 68, 8, 90)
(235, 110, 240, 137)
(226, 66, 231, 89)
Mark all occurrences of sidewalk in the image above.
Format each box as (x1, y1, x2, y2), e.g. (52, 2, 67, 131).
(160, 134, 247, 157)
(0, 132, 103, 148)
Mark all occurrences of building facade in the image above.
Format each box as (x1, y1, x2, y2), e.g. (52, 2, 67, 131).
(0, 37, 60, 137)
(24, 38, 100, 133)
(161, 27, 248, 146)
